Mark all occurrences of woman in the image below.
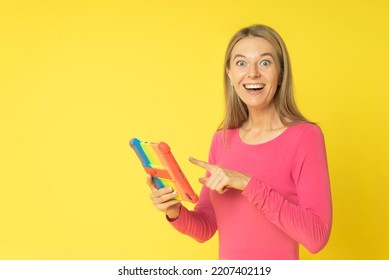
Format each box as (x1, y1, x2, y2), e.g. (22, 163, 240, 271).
(147, 24, 332, 260)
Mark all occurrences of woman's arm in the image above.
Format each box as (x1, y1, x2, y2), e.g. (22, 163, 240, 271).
(242, 125, 332, 253)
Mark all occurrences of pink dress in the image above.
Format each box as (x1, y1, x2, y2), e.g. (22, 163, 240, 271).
(169, 122, 332, 259)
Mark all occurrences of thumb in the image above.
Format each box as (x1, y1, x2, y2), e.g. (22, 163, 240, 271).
(198, 177, 208, 185)
(146, 174, 158, 191)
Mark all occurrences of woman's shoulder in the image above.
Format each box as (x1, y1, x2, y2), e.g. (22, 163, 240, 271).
(212, 127, 239, 141)
(288, 122, 323, 135)
(286, 122, 325, 145)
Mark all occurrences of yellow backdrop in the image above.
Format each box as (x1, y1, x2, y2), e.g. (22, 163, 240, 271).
(0, 0, 388, 260)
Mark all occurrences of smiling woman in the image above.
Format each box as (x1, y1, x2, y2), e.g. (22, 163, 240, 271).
(221, 25, 309, 134)
(227, 37, 281, 112)
(145, 24, 333, 260)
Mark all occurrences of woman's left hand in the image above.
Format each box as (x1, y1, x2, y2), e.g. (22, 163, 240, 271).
(189, 157, 251, 194)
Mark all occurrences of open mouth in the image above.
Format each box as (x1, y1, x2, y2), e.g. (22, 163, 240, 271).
(243, 83, 265, 91)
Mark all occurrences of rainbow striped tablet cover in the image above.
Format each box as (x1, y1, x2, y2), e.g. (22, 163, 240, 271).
(129, 138, 199, 203)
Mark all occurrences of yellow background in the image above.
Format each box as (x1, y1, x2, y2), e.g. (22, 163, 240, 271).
(0, 0, 388, 260)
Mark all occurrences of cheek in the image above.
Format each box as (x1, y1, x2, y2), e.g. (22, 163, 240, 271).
(230, 70, 246, 83)
(266, 70, 281, 84)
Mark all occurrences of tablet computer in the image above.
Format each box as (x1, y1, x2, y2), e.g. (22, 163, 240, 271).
(129, 138, 199, 203)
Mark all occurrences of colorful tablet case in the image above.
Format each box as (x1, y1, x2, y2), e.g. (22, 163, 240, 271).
(129, 138, 199, 203)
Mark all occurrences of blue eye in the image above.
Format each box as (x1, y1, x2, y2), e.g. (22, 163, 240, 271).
(236, 60, 246, 66)
(260, 60, 271, 67)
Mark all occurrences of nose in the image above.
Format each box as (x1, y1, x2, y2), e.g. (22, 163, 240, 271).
(247, 64, 260, 78)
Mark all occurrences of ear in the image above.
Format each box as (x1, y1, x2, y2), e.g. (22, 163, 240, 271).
(226, 68, 232, 82)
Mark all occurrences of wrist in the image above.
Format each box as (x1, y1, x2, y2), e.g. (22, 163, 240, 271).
(166, 204, 181, 221)
(240, 175, 251, 190)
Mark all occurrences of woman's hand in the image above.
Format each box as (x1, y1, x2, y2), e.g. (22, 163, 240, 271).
(146, 174, 182, 219)
(189, 157, 251, 194)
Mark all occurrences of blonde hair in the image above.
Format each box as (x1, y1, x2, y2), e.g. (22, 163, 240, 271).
(219, 24, 310, 131)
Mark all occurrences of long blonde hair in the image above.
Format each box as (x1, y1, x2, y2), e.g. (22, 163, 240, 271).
(219, 24, 310, 131)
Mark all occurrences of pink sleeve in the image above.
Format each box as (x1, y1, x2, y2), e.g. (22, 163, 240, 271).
(167, 135, 218, 243)
(242, 125, 332, 253)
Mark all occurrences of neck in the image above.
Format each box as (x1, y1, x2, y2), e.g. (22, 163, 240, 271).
(242, 104, 284, 131)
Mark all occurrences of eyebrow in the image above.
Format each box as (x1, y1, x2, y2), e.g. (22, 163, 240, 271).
(232, 52, 275, 60)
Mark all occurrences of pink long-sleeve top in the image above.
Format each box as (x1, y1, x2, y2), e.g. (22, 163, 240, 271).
(169, 122, 332, 259)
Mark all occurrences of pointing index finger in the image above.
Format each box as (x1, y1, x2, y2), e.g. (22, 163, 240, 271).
(188, 156, 215, 172)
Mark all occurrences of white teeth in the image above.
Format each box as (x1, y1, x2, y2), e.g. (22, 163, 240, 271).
(244, 84, 264, 90)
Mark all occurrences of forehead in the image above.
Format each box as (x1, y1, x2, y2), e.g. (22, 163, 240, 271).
(231, 37, 276, 57)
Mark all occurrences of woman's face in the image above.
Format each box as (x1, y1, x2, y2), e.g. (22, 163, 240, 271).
(227, 37, 281, 111)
